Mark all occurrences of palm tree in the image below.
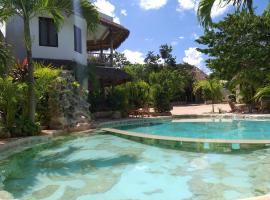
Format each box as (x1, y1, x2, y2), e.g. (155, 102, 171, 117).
(0, 0, 99, 122)
(193, 78, 223, 113)
(197, 0, 253, 27)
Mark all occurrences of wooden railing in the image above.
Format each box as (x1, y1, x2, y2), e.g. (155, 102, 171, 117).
(88, 52, 112, 66)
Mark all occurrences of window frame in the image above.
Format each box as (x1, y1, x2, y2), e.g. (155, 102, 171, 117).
(74, 25, 82, 54)
(39, 17, 58, 47)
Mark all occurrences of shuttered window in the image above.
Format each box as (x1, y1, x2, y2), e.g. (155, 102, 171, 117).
(74, 25, 82, 53)
(39, 17, 58, 47)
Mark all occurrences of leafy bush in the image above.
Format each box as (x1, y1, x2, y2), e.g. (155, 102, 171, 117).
(0, 63, 62, 137)
(0, 77, 27, 132)
(11, 117, 40, 137)
(34, 63, 61, 125)
(151, 84, 172, 113)
(107, 86, 129, 113)
(125, 80, 151, 109)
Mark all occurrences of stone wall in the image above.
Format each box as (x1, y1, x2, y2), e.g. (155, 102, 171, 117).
(48, 70, 91, 130)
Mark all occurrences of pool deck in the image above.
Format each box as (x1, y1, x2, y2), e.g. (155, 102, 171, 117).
(171, 103, 231, 115)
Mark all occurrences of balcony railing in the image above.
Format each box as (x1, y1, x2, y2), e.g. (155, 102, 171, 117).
(88, 52, 112, 66)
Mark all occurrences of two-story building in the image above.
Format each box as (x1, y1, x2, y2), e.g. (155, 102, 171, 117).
(1, 11, 129, 88)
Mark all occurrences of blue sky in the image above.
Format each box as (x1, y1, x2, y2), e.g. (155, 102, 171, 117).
(93, 0, 268, 73)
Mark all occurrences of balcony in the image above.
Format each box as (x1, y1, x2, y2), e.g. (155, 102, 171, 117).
(88, 52, 113, 67)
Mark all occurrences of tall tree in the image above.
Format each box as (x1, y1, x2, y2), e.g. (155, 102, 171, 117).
(196, 11, 270, 105)
(159, 44, 176, 67)
(197, 0, 254, 27)
(113, 51, 130, 68)
(144, 51, 160, 66)
(0, 0, 99, 122)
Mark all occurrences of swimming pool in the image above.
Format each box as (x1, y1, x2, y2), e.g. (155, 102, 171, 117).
(1, 133, 270, 200)
(113, 119, 270, 140)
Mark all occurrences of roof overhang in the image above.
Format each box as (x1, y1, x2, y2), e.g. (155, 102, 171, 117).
(90, 66, 132, 87)
(87, 17, 130, 51)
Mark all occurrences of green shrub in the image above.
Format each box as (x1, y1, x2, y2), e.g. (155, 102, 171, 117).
(107, 86, 129, 113)
(11, 117, 40, 137)
(125, 80, 151, 109)
(151, 84, 172, 113)
(34, 63, 62, 125)
(0, 77, 27, 132)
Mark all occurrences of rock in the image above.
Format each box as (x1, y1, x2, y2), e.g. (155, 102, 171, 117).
(0, 191, 14, 200)
(48, 70, 91, 130)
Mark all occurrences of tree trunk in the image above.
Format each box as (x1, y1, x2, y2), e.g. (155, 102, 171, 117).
(212, 100, 215, 113)
(24, 18, 35, 123)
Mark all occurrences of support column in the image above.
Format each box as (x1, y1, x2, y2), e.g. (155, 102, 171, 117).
(109, 28, 114, 67)
(100, 49, 103, 63)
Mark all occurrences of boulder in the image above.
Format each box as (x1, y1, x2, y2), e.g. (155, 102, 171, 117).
(48, 71, 91, 130)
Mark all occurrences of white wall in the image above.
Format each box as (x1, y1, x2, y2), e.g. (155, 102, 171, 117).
(5, 16, 26, 61)
(6, 14, 88, 65)
(0, 22, 6, 37)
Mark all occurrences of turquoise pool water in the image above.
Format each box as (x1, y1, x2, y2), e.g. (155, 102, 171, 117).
(115, 119, 270, 140)
(0, 133, 270, 200)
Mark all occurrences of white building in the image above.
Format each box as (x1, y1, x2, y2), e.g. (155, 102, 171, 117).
(1, 11, 129, 88)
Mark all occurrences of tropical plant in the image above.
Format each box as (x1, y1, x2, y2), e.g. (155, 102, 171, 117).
(197, 0, 254, 27)
(34, 63, 61, 100)
(34, 63, 62, 124)
(254, 86, 270, 101)
(0, 39, 13, 77)
(151, 84, 172, 113)
(0, 76, 28, 132)
(149, 69, 185, 99)
(125, 80, 151, 109)
(0, 0, 99, 122)
(193, 79, 223, 112)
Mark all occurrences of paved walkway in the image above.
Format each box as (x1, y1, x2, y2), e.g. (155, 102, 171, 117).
(171, 103, 231, 115)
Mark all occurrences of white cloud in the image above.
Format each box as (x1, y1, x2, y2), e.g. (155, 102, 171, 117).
(179, 36, 185, 40)
(211, 1, 231, 18)
(183, 47, 203, 67)
(114, 17, 120, 24)
(183, 47, 211, 73)
(121, 9, 127, 16)
(123, 50, 145, 64)
(177, 0, 198, 11)
(192, 32, 199, 39)
(171, 41, 178, 46)
(93, 0, 120, 23)
(139, 0, 168, 10)
(145, 38, 154, 42)
(177, 0, 231, 18)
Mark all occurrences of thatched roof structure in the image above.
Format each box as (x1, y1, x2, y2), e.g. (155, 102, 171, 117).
(192, 67, 207, 81)
(87, 16, 130, 51)
(91, 66, 132, 87)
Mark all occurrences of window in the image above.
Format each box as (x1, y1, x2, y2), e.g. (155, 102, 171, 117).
(39, 17, 58, 47)
(74, 25, 82, 53)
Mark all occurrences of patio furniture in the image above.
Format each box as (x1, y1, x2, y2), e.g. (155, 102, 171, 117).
(228, 100, 245, 113)
(129, 105, 151, 118)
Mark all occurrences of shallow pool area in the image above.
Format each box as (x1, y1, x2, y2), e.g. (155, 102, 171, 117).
(1, 132, 270, 200)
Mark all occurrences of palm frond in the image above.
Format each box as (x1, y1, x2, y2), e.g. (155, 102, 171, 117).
(197, 0, 216, 28)
(197, 0, 254, 28)
(254, 86, 270, 101)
